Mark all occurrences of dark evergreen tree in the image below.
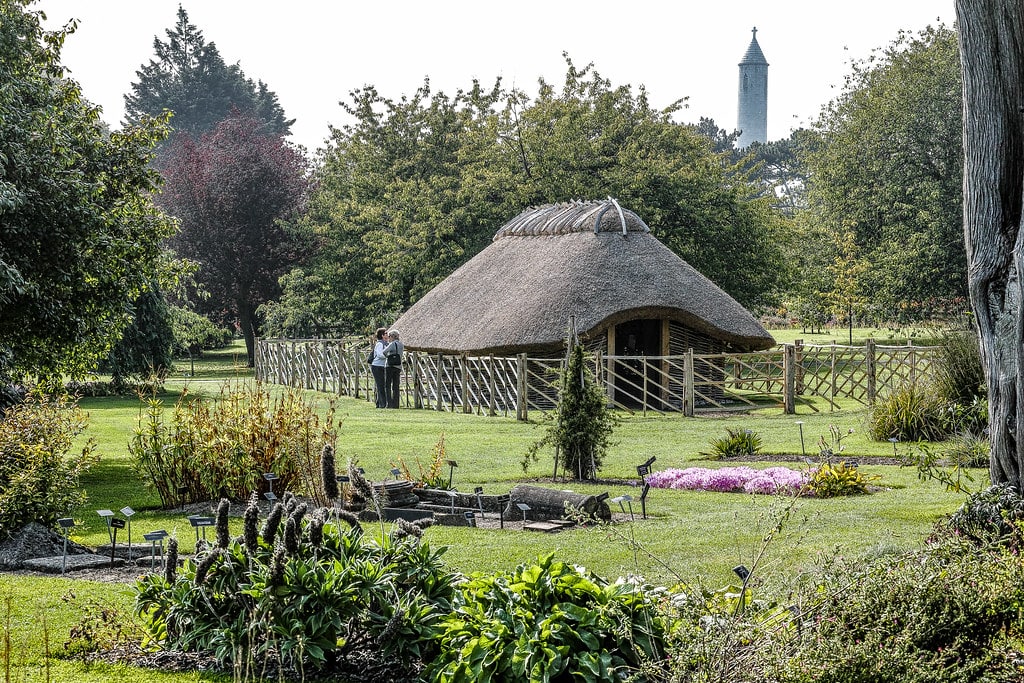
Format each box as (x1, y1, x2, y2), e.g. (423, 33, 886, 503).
(124, 6, 292, 145)
(102, 285, 175, 387)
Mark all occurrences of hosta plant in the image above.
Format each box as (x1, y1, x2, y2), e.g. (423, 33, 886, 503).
(424, 553, 669, 682)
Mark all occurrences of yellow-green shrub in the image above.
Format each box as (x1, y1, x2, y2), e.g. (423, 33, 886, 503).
(0, 392, 97, 533)
(130, 382, 337, 507)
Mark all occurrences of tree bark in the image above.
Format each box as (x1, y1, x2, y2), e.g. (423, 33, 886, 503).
(956, 0, 1024, 487)
(504, 484, 611, 522)
(239, 301, 257, 368)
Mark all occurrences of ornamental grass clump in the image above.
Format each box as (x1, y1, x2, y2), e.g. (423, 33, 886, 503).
(129, 382, 338, 508)
(709, 428, 764, 458)
(646, 466, 807, 495)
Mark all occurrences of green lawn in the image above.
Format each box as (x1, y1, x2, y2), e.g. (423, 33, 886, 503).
(768, 324, 944, 346)
(2, 339, 977, 681)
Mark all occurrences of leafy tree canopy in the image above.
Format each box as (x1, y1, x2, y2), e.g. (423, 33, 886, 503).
(124, 6, 292, 145)
(272, 56, 788, 335)
(0, 0, 175, 382)
(157, 114, 309, 365)
(804, 24, 964, 323)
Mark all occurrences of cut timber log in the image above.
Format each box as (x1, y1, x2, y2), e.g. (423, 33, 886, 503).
(503, 484, 611, 522)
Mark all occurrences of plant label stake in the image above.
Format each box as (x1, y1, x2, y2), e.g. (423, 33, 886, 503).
(57, 518, 75, 574)
(188, 515, 215, 546)
(144, 530, 168, 570)
(120, 506, 135, 561)
(516, 502, 531, 523)
(639, 483, 651, 519)
(109, 517, 126, 567)
(497, 494, 510, 529)
(97, 509, 114, 544)
(445, 460, 458, 488)
(474, 486, 485, 519)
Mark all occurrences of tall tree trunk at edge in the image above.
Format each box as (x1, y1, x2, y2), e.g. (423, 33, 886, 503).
(239, 302, 257, 368)
(956, 0, 1024, 488)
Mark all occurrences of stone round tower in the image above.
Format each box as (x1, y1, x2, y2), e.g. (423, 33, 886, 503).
(737, 27, 768, 148)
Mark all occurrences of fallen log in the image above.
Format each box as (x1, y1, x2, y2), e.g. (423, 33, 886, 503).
(503, 484, 611, 522)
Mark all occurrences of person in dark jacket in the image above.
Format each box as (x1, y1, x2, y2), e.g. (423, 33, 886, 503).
(383, 329, 404, 408)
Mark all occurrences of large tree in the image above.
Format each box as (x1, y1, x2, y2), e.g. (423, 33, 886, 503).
(805, 25, 964, 322)
(124, 7, 292, 146)
(157, 114, 309, 365)
(502, 58, 788, 309)
(276, 59, 787, 334)
(955, 0, 1024, 488)
(272, 79, 514, 333)
(0, 0, 174, 382)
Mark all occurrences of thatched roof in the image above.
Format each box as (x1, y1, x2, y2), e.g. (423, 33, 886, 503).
(392, 200, 775, 355)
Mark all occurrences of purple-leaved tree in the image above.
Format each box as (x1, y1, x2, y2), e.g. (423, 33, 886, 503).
(158, 114, 309, 365)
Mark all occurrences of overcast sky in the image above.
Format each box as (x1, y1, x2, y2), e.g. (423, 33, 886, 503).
(37, 1, 955, 152)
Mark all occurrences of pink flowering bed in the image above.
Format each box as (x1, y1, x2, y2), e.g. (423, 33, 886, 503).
(645, 466, 808, 495)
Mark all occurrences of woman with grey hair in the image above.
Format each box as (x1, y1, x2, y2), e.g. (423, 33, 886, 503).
(383, 329, 404, 408)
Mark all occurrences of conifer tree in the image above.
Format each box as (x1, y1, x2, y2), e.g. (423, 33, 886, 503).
(124, 7, 292, 145)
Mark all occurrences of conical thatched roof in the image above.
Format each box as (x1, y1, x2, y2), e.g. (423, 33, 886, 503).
(392, 200, 775, 355)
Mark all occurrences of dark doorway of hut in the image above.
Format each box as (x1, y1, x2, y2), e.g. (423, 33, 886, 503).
(613, 319, 663, 410)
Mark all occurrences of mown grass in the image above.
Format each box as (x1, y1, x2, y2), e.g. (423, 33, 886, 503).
(769, 324, 946, 346)
(3, 338, 978, 681)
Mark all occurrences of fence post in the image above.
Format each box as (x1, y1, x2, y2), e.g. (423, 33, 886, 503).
(783, 344, 796, 414)
(830, 345, 837, 411)
(642, 358, 649, 417)
(908, 340, 917, 386)
(488, 356, 497, 416)
(436, 354, 444, 412)
(866, 339, 877, 406)
(516, 353, 528, 421)
(461, 355, 471, 414)
(794, 339, 804, 395)
(342, 344, 350, 393)
(412, 352, 422, 409)
(354, 351, 362, 399)
(683, 349, 694, 417)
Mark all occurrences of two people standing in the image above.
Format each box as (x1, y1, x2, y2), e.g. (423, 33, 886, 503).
(370, 327, 404, 409)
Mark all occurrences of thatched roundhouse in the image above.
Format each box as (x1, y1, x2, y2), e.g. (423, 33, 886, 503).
(392, 200, 775, 364)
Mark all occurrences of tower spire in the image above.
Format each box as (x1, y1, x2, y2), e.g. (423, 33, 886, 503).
(737, 27, 768, 147)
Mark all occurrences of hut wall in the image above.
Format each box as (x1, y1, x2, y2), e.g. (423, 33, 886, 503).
(668, 320, 726, 406)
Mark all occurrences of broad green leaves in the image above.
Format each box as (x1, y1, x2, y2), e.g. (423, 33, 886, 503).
(0, 0, 175, 381)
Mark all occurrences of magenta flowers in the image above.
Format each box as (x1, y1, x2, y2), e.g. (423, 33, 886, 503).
(646, 466, 807, 495)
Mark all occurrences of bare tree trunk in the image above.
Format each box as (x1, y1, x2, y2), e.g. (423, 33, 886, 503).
(956, 0, 1024, 487)
(239, 301, 257, 368)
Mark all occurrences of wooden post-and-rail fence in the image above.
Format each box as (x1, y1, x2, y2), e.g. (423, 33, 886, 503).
(254, 338, 940, 420)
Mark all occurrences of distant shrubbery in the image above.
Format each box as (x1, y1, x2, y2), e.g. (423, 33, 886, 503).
(168, 305, 234, 357)
(869, 328, 990, 476)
